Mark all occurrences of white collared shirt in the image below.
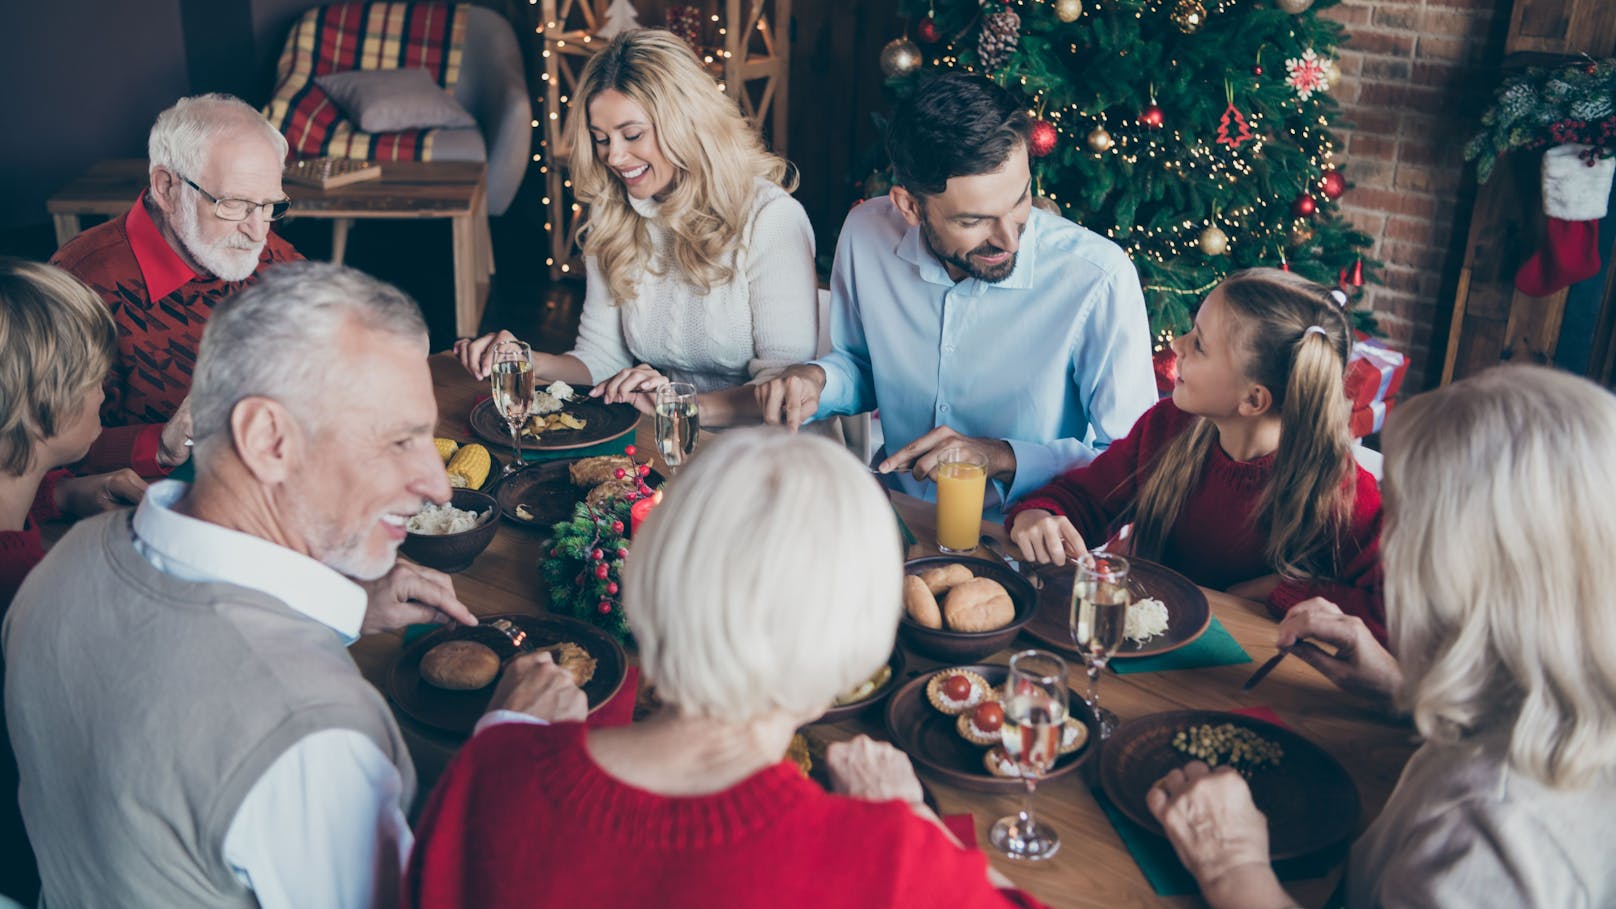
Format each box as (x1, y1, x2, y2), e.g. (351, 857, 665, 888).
(132, 481, 410, 909)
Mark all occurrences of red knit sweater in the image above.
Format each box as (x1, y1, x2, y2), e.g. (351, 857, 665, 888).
(50, 196, 300, 475)
(405, 722, 1046, 909)
(0, 470, 67, 614)
(1006, 398, 1385, 641)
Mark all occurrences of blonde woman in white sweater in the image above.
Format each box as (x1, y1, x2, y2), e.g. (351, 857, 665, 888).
(458, 29, 817, 427)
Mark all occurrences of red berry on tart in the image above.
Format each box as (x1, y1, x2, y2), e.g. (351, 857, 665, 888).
(983, 745, 1024, 778)
(924, 669, 990, 715)
(957, 700, 1005, 745)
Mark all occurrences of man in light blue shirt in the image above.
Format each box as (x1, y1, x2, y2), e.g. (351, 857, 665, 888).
(757, 73, 1156, 513)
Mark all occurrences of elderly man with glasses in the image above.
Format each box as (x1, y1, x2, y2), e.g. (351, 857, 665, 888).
(50, 93, 302, 478)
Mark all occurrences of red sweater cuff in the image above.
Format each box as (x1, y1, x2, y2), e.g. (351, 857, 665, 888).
(1268, 578, 1388, 645)
(128, 424, 175, 478)
(30, 469, 71, 524)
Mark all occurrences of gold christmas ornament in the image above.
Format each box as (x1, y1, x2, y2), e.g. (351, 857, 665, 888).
(1171, 0, 1207, 34)
(1054, 0, 1084, 22)
(1086, 125, 1114, 152)
(1288, 222, 1315, 247)
(1198, 226, 1230, 256)
(879, 37, 923, 79)
(1275, 0, 1314, 12)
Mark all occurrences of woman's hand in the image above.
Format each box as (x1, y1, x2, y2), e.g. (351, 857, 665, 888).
(1008, 509, 1087, 566)
(1278, 597, 1403, 704)
(1147, 761, 1295, 909)
(55, 469, 148, 518)
(826, 735, 926, 807)
(590, 364, 669, 415)
(453, 331, 517, 381)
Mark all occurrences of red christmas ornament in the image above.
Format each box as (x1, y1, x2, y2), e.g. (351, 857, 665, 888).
(605, 581, 619, 595)
(597, 601, 613, 615)
(1279, 254, 1291, 272)
(917, 16, 941, 43)
(1152, 346, 1179, 396)
(1292, 193, 1317, 217)
(1321, 170, 1346, 199)
(623, 445, 636, 457)
(1253, 64, 1264, 75)
(594, 562, 610, 580)
(1029, 119, 1058, 157)
(1215, 103, 1253, 149)
(1345, 257, 1365, 287)
(1139, 104, 1165, 128)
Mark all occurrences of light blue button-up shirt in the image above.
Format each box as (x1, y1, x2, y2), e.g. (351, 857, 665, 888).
(812, 196, 1156, 514)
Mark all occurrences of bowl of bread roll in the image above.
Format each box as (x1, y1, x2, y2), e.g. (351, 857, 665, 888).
(899, 556, 1037, 661)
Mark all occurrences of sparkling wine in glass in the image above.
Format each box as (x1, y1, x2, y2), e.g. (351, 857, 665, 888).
(1071, 551, 1130, 738)
(653, 382, 699, 474)
(490, 339, 535, 474)
(990, 649, 1070, 862)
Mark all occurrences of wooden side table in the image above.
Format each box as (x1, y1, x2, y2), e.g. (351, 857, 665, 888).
(46, 159, 494, 337)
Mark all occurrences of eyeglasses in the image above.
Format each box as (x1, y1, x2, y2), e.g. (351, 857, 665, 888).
(180, 176, 292, 222)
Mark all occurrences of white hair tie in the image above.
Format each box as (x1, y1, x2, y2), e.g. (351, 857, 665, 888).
(1304, 325, 1328, 338)
(1329, 288, 1350, 308)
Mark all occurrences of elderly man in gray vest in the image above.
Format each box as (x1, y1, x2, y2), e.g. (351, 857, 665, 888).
(3, 263, 584, 909)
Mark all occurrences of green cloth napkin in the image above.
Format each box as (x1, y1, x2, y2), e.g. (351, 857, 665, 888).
(517, 436, 634, 464)
(1110, 616, 1252, 675)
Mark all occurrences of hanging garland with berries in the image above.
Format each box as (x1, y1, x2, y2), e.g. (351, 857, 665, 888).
(539, 446, 660, 644)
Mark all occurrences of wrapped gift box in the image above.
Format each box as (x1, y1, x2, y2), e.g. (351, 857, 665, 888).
(1350, 399, 1392, 438)
(1345, 334, 1408, 410)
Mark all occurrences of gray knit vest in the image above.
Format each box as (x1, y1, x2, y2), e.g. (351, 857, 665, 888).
(2, 511, 416, 908)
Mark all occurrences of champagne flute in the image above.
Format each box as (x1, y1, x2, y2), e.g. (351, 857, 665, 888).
(653, 382, 699, 475)
(990, 649, 1069, 861)
(1070, 551, 1130, 738)
(489, 339, 535, 474)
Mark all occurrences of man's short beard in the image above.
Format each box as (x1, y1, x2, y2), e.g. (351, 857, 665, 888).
(918, 208, 1017, 283)
(173, 200, 264, 283)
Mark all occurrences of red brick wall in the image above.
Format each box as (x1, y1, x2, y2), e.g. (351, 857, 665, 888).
(1322, 0, 1510, 388)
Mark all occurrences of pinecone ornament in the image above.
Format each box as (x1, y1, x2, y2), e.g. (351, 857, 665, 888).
(977, 5, 1021, 71)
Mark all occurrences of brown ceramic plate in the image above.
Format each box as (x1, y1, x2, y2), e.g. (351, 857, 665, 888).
(387, 613, 628, 739)
(495, 457, 665, 527)
(469, 395, 639, 453)
(1099, 709, 1360, 860)
(1022, 558, 1210, 659)
(815, 649, 908, 724)
(884, 663, 1096, 793)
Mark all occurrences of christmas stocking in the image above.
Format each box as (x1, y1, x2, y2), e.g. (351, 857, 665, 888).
(1515, 144, 1616, 297)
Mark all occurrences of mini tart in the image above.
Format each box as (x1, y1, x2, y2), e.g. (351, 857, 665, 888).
(925, 669, 990, 715)
(1058, 716, 1089, 755)
(983, 745, 1024, 779)
(956, 706, 1002, 746)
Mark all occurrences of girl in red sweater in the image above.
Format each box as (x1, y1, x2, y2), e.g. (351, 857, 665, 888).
(1006, 268, 1383, 640)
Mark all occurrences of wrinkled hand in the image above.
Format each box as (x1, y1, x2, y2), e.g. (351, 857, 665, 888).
(486, 651, 587, 722)
(55, 469, 147, 517)
(453, 330, 517, 381)
(826, 735, 926, 806)
(879, 426, 1014, 484)
(157, 396, 193, 469)
(754, 364, 826, 431)
(358, 561, 478, 636)
(1148, 762, 1276, 898)
(1008, 508, 1087, 566)
(1278, 598, 1402, 704)
(590, 364, 668, 415)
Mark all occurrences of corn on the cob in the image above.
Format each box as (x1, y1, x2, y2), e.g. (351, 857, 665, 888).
(433, 438, 460, 464)
(445, 443, 490, 488)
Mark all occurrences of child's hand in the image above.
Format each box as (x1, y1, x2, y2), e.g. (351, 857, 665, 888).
(1009, 509, 1086, 566)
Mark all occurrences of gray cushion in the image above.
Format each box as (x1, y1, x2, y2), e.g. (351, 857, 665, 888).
(314, 68, 477, 133)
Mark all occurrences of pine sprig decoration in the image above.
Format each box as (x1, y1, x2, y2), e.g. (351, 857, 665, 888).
(538, 449, 658, 643)
(1465, 58, 1616, 183)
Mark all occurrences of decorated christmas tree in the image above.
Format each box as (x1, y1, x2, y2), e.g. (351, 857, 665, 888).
(879, 0, 1375, 337)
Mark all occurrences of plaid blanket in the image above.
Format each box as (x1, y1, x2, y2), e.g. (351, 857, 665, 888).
(263, 2, 468, 161)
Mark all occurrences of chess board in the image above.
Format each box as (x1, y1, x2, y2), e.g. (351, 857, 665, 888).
(283, 158, 383, 189)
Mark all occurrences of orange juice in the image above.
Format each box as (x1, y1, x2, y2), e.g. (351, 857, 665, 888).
(936, 450, 988, 553)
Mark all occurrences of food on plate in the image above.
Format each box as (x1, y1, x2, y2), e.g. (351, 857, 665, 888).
(585, 478, 639, 509)
(786, 733, 812, 778)
(514, 503, 536, 521)
(524, 411, 588, 438)
(445, 443, 491, 488)
(420, 640, 501, 690)
(917, 563, 974, 595)
(1125, 596, 1170, 645)
(983, 745, 1023, 779)
(434, 437, 460, 463)
(941, 577, 1015, 632)
(903, 575, 943, 628)
(530, 379, 577, 417)
(925, 669, 990, 715)
(957, 700, 1005, 746)
(406, 501, 488, 535)
(1171, 723, 1284, 776)
(550, 641, 598, 687)
(1057, 716, 1089, 755)
(833, 663, 894, 706)
(569, 455, 633, 488)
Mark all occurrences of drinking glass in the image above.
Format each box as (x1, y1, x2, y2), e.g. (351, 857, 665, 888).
(935, 448, 988, 553)
(1070, 551, 1130, 738)
(489, 339, 535, 474)
(653, 382, 699, 474)
(989, 649, 1070, 861)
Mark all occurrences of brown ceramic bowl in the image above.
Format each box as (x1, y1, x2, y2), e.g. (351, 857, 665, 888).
(816, 648, 908, 724)
(896, 556, 1037, 661)
(400, 488, 499, 573)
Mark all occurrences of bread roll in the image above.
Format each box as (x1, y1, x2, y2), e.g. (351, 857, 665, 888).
(918, 563, 974, 595)
(904, 575, 943, 628)
(942, 577, 1015, 632)
(420, 640, 501, 690)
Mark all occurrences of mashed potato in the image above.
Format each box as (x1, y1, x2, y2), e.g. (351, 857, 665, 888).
(1125, 597, 1170, 644)
(530, 379, 576, 417)
(407, 502, 487, 535)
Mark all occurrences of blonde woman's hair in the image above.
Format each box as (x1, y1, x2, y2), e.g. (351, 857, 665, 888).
(565, 29, 794, 305)
(0, 258, 117, 476)
(1131, 268, 1354, 579)
(1382, 365, 1616, 788)
(623, 427, 902, 721)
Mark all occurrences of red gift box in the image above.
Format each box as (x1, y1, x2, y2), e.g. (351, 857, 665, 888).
(1344, 333, 1408, 410)
(1349, 399, 1392, 438)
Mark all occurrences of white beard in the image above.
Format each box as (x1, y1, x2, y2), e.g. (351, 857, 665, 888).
(173, 201, 265, 282)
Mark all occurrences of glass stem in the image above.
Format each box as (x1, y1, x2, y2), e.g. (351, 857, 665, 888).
(1019, 777, 1039, 831)
(508, 421, 525, 467)
(1086, 663, 1102, 712)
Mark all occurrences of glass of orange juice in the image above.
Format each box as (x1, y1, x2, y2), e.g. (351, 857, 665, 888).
(935, 448, 988, 553)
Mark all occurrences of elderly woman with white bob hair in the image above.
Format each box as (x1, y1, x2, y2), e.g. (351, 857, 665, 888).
(1147, 364, 1616, 909)
(404, 427, 1048, 909)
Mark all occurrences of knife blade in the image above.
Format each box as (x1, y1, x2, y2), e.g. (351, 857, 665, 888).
(1241, 641, 1300, 692)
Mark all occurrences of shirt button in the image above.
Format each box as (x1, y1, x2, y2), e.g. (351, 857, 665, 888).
(943, 344, 956, 354)
(939, 403, 951, 413)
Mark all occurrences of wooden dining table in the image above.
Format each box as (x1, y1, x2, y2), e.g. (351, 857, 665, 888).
(350, 353, 1418, 908)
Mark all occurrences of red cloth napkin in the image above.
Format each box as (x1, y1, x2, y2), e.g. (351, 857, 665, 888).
(944, 813, 978, 849)
(586, 666, 639, 728)
(1232, 705, 1289, 729)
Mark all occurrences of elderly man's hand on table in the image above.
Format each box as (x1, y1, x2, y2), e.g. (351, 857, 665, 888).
(879, 426, 1015, 484)
(357, 561, 478, 636)
(487, 651, 587, 723)
(1147, 761, 1297, 909)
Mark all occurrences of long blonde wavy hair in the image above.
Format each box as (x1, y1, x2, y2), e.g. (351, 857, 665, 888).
(565, 29, 795, 305)
(1383, 366, 1616, 788)
(1130, 268, 1355, 580)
